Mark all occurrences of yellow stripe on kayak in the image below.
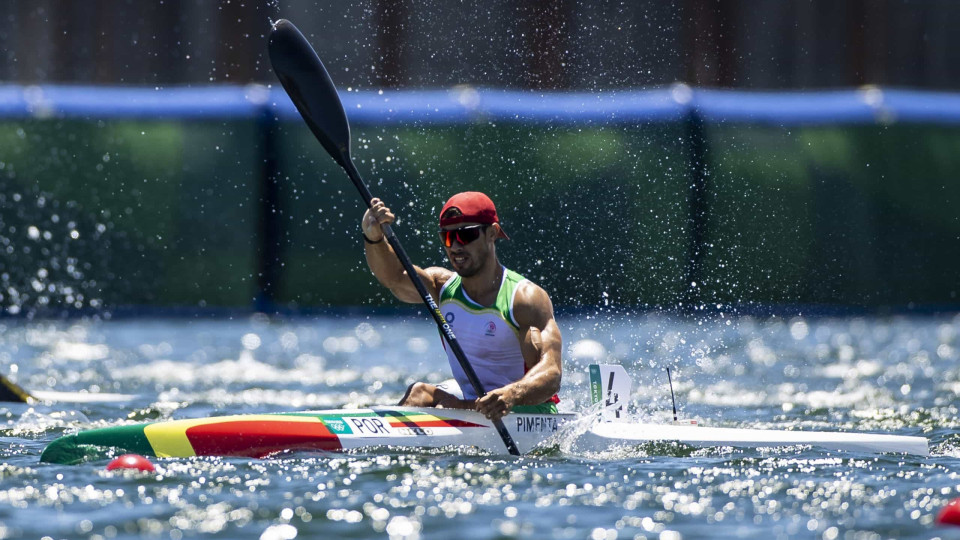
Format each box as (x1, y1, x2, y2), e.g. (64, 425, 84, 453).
(143, 415, 327, 458)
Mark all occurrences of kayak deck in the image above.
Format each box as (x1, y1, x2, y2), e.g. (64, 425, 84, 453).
(581, 421, 929, 456)
(40, 406, 928, 464)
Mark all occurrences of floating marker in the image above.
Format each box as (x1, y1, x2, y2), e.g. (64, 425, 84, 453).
(106, 454, 155, 472)
(937, 498, 960, 526)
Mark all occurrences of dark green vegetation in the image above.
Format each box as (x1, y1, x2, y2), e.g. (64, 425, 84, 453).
(1, 118, 958, 313)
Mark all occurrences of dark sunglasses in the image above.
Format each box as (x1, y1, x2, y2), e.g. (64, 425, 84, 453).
(439, 225, 488, 248)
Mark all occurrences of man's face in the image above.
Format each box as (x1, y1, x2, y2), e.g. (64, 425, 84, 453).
(440, 222, 493, 277)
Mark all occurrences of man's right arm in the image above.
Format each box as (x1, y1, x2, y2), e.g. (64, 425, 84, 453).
(362, 198, 451, 303)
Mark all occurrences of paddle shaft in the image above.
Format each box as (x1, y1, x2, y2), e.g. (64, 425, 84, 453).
(344, 160, 521, 455)
(667, 367, 678, 422)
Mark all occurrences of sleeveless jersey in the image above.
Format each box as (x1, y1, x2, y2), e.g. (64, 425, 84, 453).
(438, 267, 528, 400)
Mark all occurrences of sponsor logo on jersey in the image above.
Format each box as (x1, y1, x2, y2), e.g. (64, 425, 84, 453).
(485, 321, 497, 336)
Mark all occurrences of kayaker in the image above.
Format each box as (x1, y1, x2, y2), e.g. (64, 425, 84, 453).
(361, 191, 562, 421)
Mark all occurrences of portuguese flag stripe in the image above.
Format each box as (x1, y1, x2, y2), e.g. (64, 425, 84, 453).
(185, 420, 340, 457)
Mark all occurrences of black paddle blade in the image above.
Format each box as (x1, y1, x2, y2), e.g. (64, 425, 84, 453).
(0, 374, 35, 403)
(268, 19, 352, 168)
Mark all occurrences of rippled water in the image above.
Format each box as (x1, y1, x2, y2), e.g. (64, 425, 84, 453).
(2, 312, 960, 539)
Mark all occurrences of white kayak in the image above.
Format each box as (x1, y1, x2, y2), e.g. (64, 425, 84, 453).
(38, 363, 929, 464)
(40, 404, 928, 465)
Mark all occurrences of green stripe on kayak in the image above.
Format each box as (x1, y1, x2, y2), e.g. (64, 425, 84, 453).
(41, 423, 155, 465)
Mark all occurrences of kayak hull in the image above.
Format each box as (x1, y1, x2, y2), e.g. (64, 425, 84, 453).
(39, 406, 929, 464)
(40, 407, 570, 464)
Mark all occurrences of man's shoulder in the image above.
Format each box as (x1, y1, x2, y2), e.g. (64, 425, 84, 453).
(503, 268, 540, 292)
(424, 266, 457, 292)
(516, 280, 551, 302)
(426, 265, 455, 279)
(508, 273, 554, 321)
(503, 268, 547, 295)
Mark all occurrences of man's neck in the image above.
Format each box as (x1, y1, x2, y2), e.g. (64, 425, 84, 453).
(460, 260, 503, 306)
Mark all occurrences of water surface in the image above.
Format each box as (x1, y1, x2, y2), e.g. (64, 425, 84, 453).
(1, 312, 959, 539)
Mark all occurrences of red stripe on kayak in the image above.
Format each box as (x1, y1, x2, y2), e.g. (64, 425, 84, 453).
(185, 420, 341, 457)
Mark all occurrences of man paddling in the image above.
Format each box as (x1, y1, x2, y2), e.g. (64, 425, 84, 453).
(362, 191, 562, 421)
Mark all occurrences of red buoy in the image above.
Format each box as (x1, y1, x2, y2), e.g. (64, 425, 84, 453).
(936, 498, 960, 526)
(106, 454, 155, 472)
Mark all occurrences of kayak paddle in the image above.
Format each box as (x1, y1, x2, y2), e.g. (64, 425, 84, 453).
(267, 19, 521, 455)
(0, 373, 35, 403)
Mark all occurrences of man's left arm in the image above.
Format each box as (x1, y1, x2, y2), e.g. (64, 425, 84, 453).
(475, 283, 562, 420)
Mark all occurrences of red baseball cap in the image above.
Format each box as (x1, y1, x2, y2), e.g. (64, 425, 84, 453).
(439, 192, 509, 239)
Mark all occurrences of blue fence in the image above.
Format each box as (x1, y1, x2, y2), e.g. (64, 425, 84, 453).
(2, 84, 960, 125)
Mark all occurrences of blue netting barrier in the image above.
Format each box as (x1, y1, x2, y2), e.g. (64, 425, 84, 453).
(1, 84, 959, 126)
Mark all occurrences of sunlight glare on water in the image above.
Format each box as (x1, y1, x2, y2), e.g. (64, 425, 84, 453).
(0, 312, 958, 539)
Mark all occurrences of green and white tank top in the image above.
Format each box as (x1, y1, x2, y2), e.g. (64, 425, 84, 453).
(438, 267, 527, 400)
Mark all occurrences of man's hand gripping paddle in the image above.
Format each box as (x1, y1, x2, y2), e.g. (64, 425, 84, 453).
(267, 19, 521, 456)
